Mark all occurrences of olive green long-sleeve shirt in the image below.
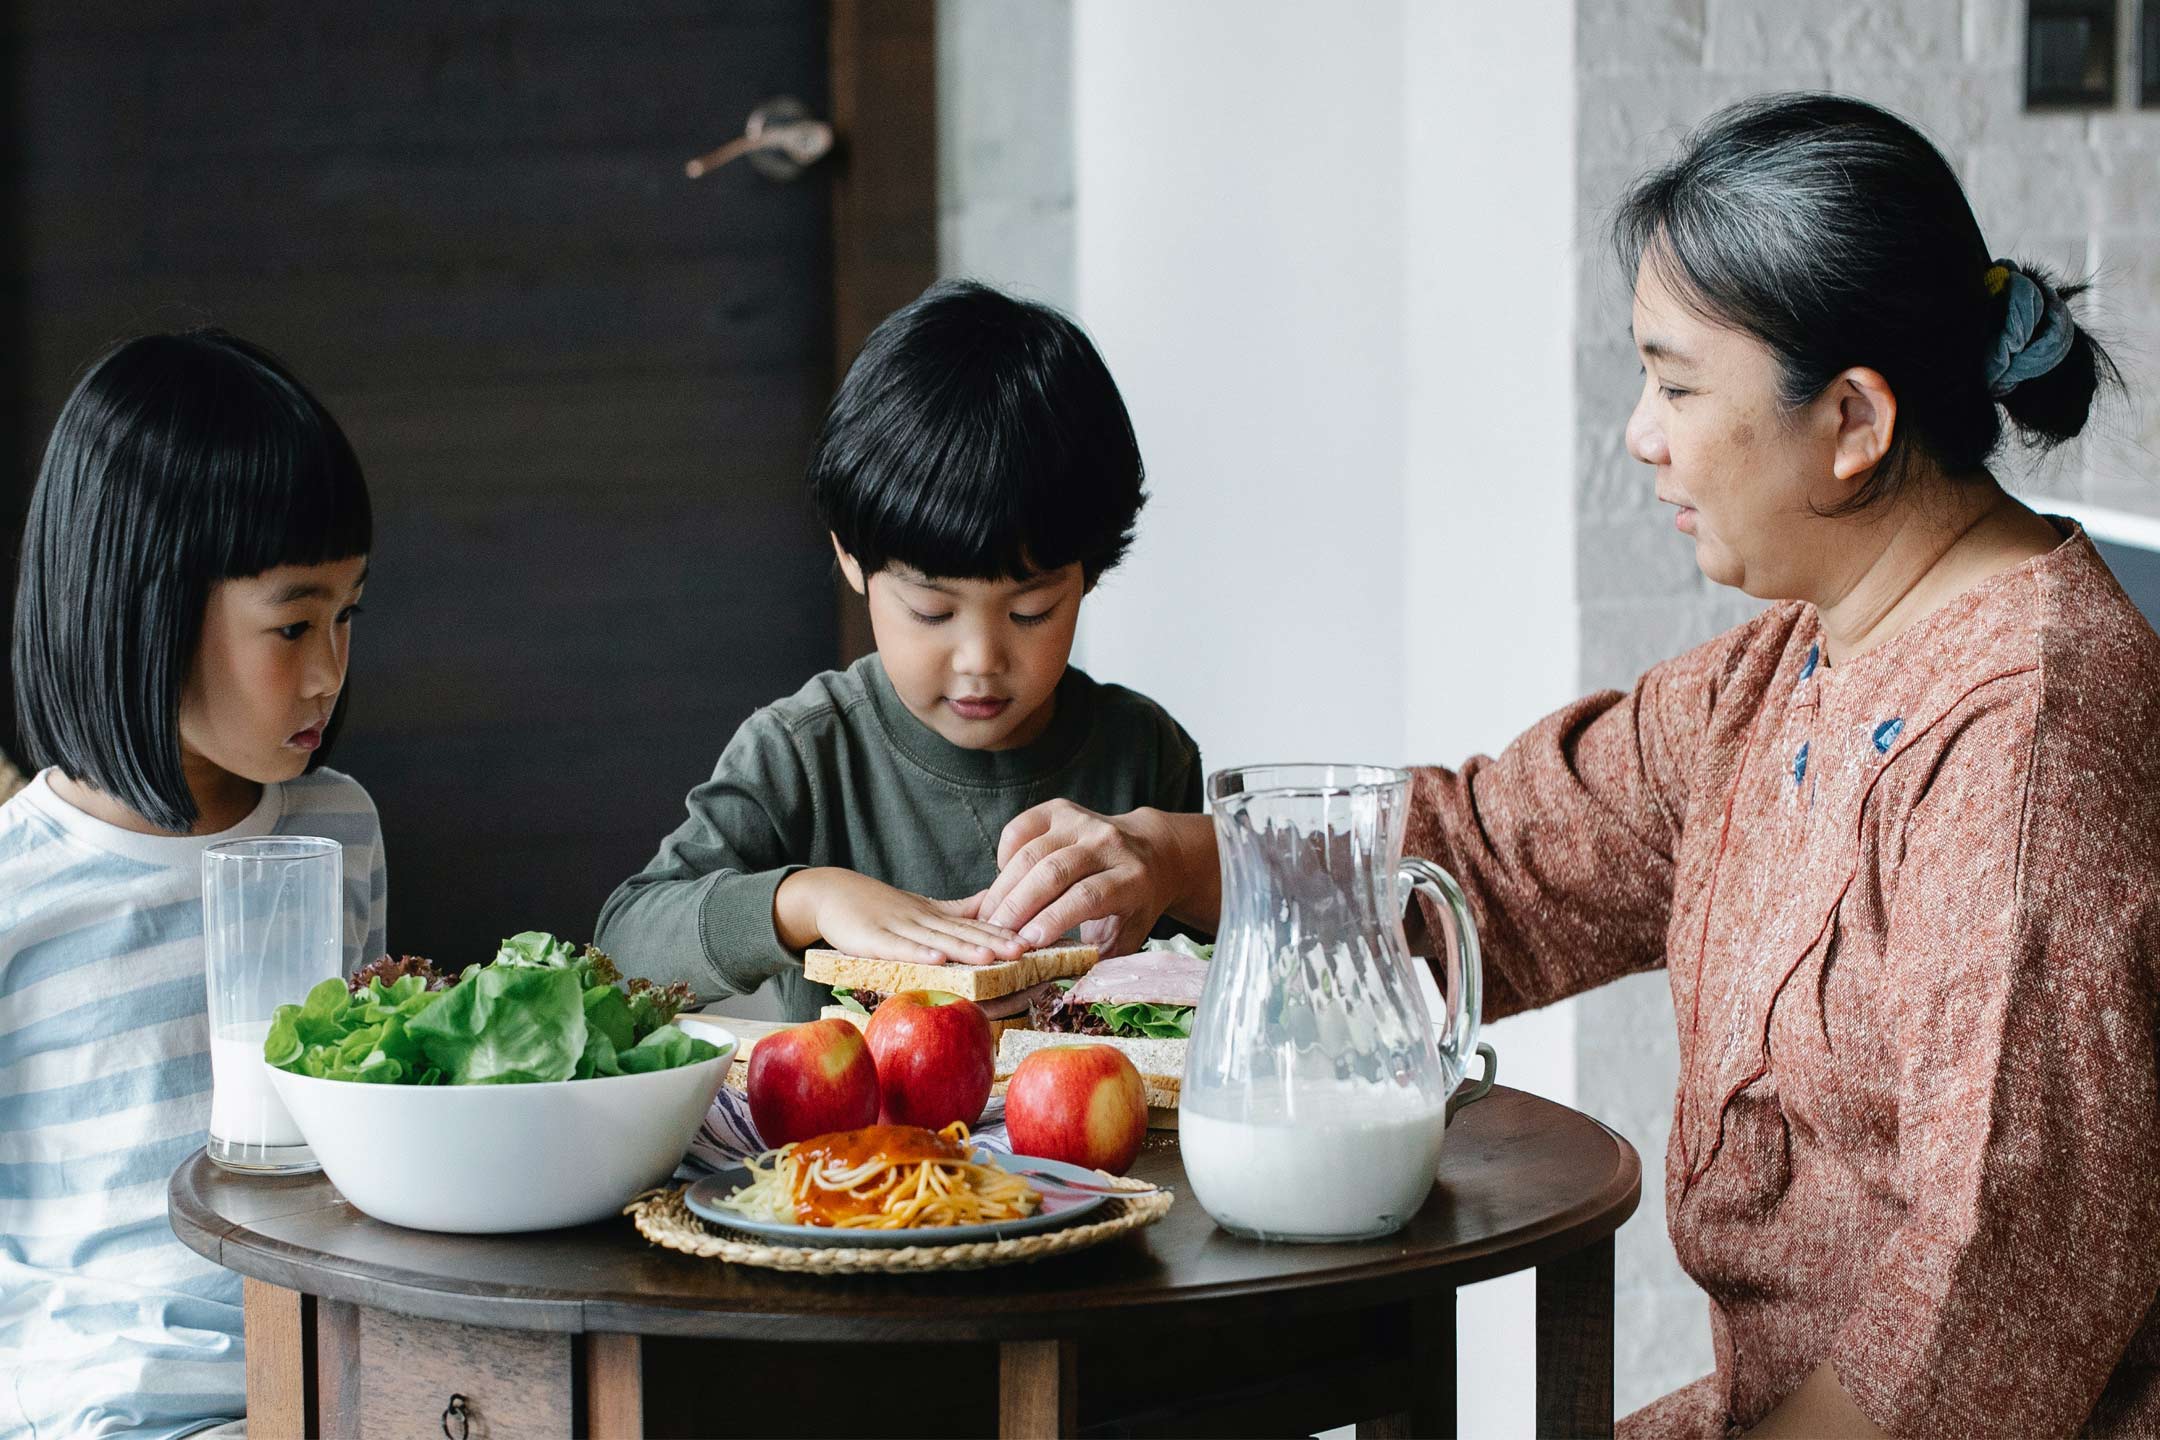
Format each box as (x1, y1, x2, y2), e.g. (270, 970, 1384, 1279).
(596, 655, 1203, 1018)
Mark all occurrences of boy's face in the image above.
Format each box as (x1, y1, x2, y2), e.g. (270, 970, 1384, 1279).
(835, 538, 1085, 751)
(181, 556, 368, 787)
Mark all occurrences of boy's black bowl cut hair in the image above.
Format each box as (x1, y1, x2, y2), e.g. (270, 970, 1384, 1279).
(11, 329, 372, 833)
(810, 279, 1146, 585)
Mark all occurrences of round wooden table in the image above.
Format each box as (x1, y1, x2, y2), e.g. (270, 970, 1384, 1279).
(170, 1085, 1638, 1440)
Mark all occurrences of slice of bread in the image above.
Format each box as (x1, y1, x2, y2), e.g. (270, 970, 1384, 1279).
(803, 943, 1098, 1003)
(994, 1028, 1185, 1111)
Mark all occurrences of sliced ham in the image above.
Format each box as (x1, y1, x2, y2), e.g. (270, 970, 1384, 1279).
(1066, 949, 1209, 1008)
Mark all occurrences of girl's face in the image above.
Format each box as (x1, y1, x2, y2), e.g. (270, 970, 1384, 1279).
(1624, 256, 1870, 599)
(836, 539, 1085, 751)
(180, 555, 368, 789)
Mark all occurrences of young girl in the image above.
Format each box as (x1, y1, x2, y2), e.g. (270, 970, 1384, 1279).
(1, 331, 386, 1439)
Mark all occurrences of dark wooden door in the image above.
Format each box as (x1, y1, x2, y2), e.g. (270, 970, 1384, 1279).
(0, 2, 928, 962)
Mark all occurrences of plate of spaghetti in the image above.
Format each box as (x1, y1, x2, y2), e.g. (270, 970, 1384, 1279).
(684, 1121, 1108, 1246)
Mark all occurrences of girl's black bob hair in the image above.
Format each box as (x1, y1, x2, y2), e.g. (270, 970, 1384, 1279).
(11, 329, 371, 832)
(809, 279, 1146, 584)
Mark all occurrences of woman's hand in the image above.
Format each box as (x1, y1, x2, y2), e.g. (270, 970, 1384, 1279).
(974, 802, 1220, 956)
(773, 868, 1026, 966)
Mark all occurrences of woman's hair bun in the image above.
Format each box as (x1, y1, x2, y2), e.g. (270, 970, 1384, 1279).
(1994, 263, 2117, 447)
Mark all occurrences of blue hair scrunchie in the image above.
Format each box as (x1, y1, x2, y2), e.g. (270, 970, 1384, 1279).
(1983, 260, 2075, 398)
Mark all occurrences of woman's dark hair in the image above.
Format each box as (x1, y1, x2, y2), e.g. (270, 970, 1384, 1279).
(12, 329, 372, 831)
(809, 279, 1146, 583)
(1613, 93, 2121, 511)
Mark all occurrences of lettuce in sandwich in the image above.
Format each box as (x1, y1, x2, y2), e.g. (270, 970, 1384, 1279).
(1031, 935, 1212, 1040)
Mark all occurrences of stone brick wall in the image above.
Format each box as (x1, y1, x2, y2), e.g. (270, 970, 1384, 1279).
(1573, 0, 2160, 1411)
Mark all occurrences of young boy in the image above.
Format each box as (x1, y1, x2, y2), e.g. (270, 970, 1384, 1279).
(596, 281, 1202, 1019)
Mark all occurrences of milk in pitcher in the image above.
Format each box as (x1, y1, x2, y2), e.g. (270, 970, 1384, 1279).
(1179, 1083, 1448, 1241)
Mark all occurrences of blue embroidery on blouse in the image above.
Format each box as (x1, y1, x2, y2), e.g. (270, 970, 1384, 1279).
(1799, 644, 1819, 681)
(1793, 741, 1809, 787)
(1872, 718, 1904, 754)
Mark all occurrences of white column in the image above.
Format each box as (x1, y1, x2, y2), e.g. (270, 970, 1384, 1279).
(1075, 3, 1579, 1433)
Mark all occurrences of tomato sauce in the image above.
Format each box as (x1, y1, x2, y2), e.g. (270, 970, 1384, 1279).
(789, 1125, 964, 1225)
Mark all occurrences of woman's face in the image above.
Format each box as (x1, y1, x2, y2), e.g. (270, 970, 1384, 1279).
(180, 555, 368, 789)
(1624, 257, 1854, 598)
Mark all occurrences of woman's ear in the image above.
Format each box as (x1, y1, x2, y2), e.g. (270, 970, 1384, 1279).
(830, 533, 869, 596)
(1829, 367, 1897, 488)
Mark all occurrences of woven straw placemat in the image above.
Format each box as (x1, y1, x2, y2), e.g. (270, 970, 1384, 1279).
(626, 1177, 1173, 1274)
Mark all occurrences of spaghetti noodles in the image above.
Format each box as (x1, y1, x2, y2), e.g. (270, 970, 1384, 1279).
(716, 1121, 1041, 1230)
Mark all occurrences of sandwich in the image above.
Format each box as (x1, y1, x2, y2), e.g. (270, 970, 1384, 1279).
(995, 937, 1212, 1128)
(1026, 936, 1210, 1041)
(804, 943, 1100, 1042)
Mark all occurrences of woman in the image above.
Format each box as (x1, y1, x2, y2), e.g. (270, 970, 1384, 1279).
(970, 95, 2160, 1436)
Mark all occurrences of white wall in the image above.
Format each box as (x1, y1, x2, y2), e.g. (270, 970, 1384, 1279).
(1403, 3, 1579, 770)
(1070, 1, 1408, 768)
(938, 0, 1076, 307)
(1072, 3, 1580, 1433)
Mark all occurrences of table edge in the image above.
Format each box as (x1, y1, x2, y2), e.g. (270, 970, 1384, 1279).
(166, 1094, 1643, 1341)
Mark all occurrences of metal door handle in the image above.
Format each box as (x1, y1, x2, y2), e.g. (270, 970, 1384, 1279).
(685, 96, 833, 182)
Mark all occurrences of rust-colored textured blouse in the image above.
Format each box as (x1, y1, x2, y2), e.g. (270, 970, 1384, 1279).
(1405, 526, 2160, 1436)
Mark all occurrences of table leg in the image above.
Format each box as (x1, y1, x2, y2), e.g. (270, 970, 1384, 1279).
(241, 1278, 312, 1439)
(1357, 1292, 1457, 1440)
(1535, 1236, 1615, 1439)
(313, 1298, 362, 1440)
(584, 1333, 644, 1439)
(999, 1338, 1078, 1439)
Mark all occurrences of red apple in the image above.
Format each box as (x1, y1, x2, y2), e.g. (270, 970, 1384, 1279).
(745, 1018, 880, 1147)
(1004, 1044, 1148, 1175)
(863, 990, 994, 1130)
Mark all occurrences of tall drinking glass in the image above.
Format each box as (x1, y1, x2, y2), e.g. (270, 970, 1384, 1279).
(202, 836, 344, 1174)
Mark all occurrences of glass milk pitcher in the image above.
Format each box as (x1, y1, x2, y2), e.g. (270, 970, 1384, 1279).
(1181, 764, 1496, 1242)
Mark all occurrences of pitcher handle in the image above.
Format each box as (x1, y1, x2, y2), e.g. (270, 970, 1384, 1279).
(1447, 1042, 1499, 1121)
(1397, 856, 1485, 1109)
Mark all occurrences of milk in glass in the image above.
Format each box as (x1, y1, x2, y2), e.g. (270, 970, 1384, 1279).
(202, 836, 343, 1174)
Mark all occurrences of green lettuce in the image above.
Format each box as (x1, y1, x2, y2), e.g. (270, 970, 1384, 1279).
(264, 933, 720, 1085)
(829, 987, 870, 1016)
(1061, 937, 1209, 1038)
(405, 963, 588, 1084)
(617, 1024, 709, 1074)
(263, 974, 446, 1084)
(1087, 999, 1195, 1039)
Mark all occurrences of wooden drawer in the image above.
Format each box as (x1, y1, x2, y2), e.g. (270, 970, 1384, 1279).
(317, 1299, 572, 1440)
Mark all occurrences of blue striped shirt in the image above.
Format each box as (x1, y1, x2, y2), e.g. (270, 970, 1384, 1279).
(1, 769, 386, 1439)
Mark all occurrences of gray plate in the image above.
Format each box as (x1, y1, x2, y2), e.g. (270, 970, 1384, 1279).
(684, 1150, 1110, 1247)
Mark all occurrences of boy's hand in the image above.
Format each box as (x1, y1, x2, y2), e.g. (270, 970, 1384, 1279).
(976, 802, 1221, 956)
(775, 868, 1027, 967)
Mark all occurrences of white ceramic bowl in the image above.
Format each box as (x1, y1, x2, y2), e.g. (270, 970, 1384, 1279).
(268, 1026, 734, 1233)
